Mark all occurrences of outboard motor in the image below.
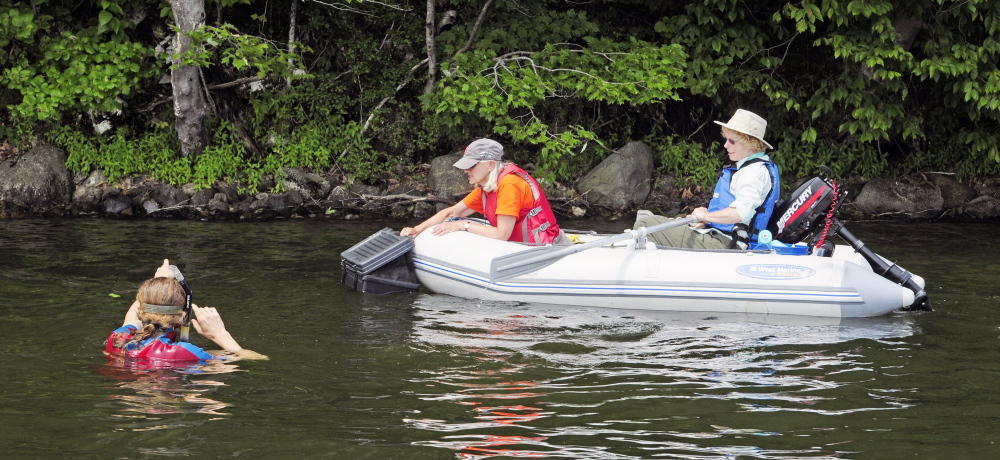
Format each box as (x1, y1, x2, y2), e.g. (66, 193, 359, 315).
(768, 167, 932, 311)
(768, 169, 839, 244)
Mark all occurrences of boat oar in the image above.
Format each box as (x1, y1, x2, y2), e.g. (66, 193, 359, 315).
(489, 217, 696, 282)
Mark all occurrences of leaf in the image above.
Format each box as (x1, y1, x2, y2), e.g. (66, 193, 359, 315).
(98, 11, 112, 27)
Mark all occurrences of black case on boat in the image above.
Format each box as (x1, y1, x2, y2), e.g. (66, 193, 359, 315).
(340, 228, 419, 295)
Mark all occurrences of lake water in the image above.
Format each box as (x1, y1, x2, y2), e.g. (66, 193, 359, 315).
(1, 218, 997, 458)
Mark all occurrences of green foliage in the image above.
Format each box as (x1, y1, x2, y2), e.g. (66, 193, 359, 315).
(437, 3, 601, 56)
(192, 122, 255, 190)
(246, 75, 352, 136)
(427, 37, 687, 182)
(647, 0, 1000, 181)
(645, 135, 722, 190)
(174, 23, 310, 80)
(0, 2, 45, 47)
(9, 0, 1000, 195)
(1, 0, 155, 122)
(775, 137, 888, 182)
(52, 125, 191, 184)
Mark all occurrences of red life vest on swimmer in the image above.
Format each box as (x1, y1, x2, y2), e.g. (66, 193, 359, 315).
(105, 325, 213, 363)
(481, 165, 562, 244)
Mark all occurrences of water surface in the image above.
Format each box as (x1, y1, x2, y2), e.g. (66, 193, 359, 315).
(0, 218, 997, 458)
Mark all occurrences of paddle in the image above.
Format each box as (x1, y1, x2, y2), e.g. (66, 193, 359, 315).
(489, 216, 697, 282)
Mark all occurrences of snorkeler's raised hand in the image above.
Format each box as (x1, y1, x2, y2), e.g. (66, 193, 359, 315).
(154, 259, 173, 278)
(191, 304, 243, 352)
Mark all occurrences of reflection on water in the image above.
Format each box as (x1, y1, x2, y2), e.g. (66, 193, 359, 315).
(406, 294, 917, 458)
(96, 360, 245, 433)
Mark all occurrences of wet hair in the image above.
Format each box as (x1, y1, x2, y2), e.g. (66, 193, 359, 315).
(479, 160, 510, 193)
(112, 277, 187, 349)
(722, 127, 768, 153)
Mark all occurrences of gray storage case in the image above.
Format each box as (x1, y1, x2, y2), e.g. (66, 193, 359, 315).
(340, 228, 419, 294)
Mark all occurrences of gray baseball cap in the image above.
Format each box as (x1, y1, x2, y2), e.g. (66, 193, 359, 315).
(453, 138, 504, 169)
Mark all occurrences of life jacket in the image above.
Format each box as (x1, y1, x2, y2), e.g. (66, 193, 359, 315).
(105, 325, 213, 363)
(482, 165, 562, 244)
(706, 157, 780, 242)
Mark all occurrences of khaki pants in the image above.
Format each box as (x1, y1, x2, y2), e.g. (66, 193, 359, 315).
(633, 215, 732, 249)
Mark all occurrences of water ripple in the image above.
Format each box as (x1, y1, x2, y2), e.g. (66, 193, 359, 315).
(405, 296, 915, 458)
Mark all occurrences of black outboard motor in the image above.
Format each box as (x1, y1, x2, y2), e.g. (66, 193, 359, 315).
(768, 169, 839, 245)
(768, 167, 932, 311)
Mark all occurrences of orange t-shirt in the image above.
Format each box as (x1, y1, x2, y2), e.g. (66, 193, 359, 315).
(462, 174, 535, 218)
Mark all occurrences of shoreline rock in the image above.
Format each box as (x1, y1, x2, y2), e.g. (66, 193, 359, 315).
(2, 143, 999, 222)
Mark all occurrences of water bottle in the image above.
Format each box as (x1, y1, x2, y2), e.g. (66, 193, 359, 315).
(758, 230, 774, 251)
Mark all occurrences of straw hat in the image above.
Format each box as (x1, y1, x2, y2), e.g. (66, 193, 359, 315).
(714, 109, 772, 150)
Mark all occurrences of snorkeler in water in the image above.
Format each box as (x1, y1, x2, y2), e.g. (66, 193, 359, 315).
(105, 259, 266, 365)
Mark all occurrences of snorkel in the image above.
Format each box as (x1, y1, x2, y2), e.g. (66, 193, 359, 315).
(168, 265, 194, 342)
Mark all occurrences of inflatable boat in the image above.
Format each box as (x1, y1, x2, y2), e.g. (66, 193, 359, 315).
(342, 170, 931, 318)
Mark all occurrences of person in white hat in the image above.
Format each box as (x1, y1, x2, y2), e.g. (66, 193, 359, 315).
(634, 109, 781, 249)
(401, 138, 569, 245)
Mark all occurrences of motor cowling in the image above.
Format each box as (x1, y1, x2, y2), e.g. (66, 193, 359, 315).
(767, 176, 837, 244)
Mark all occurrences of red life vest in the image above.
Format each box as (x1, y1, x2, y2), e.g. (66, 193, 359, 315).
(482, 165, 562, 244)
(105, 325, 213, 364)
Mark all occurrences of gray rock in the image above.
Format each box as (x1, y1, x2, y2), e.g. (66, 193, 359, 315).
(211, 192, 230, 204)
(283, 189, 305, 209)
(926, 173, 978, 209)
(283, 167, 331, 200)
(962, 196, 1000, 220)
(214, 182, 240, 204)
(427, 152, 470, 204)
(234, 198, 252, 215)
(102, 189, 133, 215)
(327, 185, 351, 203)
(190, 187, 215, 207)
(150, 183, 191, 208)
(208, 194, 230, 214)
(249, 194, 269, 212)
(414, 201, 435, 218)
(575, 141, 653, 209)
(348, 182, 383, 197)
(142, 199, 160, 214)
(70, 170, 107, 214)
(851, 178, 944, 219)
(0, 144, 73, 213)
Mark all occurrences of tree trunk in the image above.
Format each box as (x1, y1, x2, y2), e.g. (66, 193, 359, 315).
(287, 0, 298, 90)
(423, 0, 436, 94)
(168, 0, 208, 158)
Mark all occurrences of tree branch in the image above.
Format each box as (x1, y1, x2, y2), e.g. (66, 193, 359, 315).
(446, 0, 494, 65)
(135, 76, 265, 113)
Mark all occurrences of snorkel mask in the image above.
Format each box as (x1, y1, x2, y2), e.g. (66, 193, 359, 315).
(168, 265, 194, 342)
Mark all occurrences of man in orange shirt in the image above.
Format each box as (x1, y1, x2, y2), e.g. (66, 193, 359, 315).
(401, 139, 568, 245)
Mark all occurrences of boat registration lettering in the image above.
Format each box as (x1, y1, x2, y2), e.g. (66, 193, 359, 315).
(736, 264, 816, 280)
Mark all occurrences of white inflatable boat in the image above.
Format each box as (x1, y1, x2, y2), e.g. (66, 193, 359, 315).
(410, 227, 922, 318)
(342, 170, 931, 319)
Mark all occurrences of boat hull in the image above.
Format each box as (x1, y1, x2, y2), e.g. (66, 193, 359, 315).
(411, 230, 915, 318)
